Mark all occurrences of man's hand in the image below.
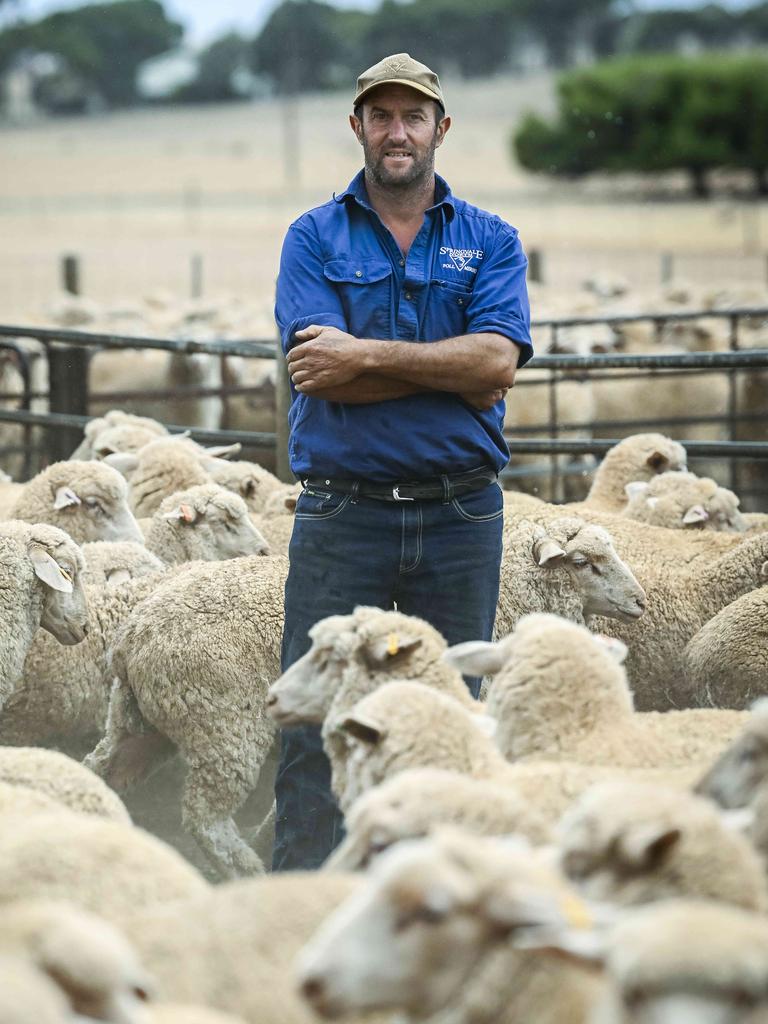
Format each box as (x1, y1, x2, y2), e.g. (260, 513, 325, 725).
(288, 326, 369, 393)
(460, 387, 509, 411)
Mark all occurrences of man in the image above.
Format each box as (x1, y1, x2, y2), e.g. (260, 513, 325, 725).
(273, 52, 532, 870)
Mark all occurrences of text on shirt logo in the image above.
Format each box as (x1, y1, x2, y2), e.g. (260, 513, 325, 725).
(439, 246, 484, 274)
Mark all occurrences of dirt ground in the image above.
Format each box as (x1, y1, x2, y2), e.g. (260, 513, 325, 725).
(2, 70, 767, 325)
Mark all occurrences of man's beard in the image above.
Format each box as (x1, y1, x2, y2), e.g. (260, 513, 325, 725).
(362, 132, 438, 189)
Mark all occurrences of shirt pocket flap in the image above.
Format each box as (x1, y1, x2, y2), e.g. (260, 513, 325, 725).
(323, 258, 393, 285)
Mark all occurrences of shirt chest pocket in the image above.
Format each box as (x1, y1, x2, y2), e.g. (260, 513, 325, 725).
(424, 277, 474, 339)
(323, 257, 393, 339)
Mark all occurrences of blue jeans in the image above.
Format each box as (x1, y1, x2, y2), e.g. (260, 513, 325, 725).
(272, 481, 503, 871)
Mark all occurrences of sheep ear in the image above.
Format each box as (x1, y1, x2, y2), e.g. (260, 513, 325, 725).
(645, 451, 669, 472)
(682, 504, 709, 525)
(163, 503, 197, 524)
(29, 545, 73, 593)
(624, 480, 649, 501)
(340, 711, 385, 745)
(365, 632, 423, 666)
(103, 452, 139, 476)
(53, 486, 81, 510)
(240, 478, 258, 499)
(592, 634, 628, 664)
(533, 538, 567, 567)
(623, 824, 681, 868)
(284, 495, 298, 512)
(443, 640, 508, 677)
(203, 443, 241, 459)
(106, 568, 131, 586)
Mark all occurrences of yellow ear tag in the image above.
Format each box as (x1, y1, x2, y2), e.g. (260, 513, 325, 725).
(387, 633, 400, 657)
(561, 893, 592, 930)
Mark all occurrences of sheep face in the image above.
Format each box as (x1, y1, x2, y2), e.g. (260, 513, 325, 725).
(30, 535, 89, 645)
(624, 472, 745, 533)
(541, 523, 646, 622)
(696, 709, 768, 810)
(50, 465, 144, 546)
(161, 487, 269, 560)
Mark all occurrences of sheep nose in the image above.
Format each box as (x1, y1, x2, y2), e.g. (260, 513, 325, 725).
(635, 597, 646, 613)
(300, 974, 327, 1006)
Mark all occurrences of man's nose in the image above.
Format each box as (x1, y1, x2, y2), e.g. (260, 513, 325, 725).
(387, 117, 407, 142)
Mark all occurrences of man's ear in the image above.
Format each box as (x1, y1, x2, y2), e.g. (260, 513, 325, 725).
(436, 114, 452, 146)
(349, 113, 363, 143)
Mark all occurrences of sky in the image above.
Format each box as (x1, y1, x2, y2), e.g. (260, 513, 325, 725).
(0, 0, 756, 47)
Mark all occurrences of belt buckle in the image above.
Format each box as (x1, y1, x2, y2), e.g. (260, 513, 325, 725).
(392, 486, 414, 502)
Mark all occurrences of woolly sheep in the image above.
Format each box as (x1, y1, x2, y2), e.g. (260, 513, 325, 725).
(593, 533, 768, 710)
(324, 767, 552, 871)
(622, 470, 745, 532)
(0, 955, 71, 1024)
(0, 747, 130, 822)
(557, 780, 767, 911)
(0, 566, 185, 754)
(496, 516, 647, 637)
(0, 900, 153, 1024)
(9, 460, 145, 546)
(682, 585, 768, 709)
(0, 809, 208, 931)
(122, 873, 360, 1024)
(578, 433, 688, 511)
(205, 458, 293, 514)
(696, 700, 768, 810)
(0, 780, 63, 817)
(70, 410, 168, 460)
(0, 522, 89, 708)
(267, 606, 477, 805)
(81, 539, 165, 587)
(446, 613, 746, 770)
(86, 555, 288, 878)
(298, 828, 602, 1024)
(104, 437, 213, 517)
(144, 483, 270, 563)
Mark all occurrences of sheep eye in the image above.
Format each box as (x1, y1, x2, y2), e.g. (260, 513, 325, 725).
(571, 559, 589, 569)
(590, 564, 602, 576)
(224, 521, 237, 534)
(395, 905, 446, 932)
(84, 497, 103, 514)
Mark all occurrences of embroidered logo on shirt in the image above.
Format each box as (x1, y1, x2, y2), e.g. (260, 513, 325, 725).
(439, 246, 484, 274)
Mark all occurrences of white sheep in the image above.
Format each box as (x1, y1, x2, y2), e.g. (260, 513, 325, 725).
(105, 437, 213, 517)
(69, 409, 168, 460)
(557, 779, 768, 912)
(0, 747, 130, 822)
(324, 767, 552, 871)
(577, 433, 688, 511)
(144, 483, 270, 563)
(298, 828, 602, 1024)
(695, 699, 768, 810)
(0, 522, 89, 709)
(445, 613, 746, 770)
(682, 585, 768, 709)
(85, 555, 289, 878)
(8, 460, 145, 545)
(622, 470, 745, 532)
(0, 954, 71, 1024)
(205, 458, 294, 514)
(81, 539, 165, 587)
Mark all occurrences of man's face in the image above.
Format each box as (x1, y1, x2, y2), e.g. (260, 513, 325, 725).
(350, 84, 450, 190)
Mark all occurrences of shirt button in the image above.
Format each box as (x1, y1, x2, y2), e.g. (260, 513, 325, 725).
(355, 270, 362, 278)
(399, 258, 405, 266)
(405, 292, 412, 301)
(458, 298, 464, 306)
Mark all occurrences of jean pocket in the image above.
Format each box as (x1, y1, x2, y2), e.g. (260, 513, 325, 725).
(451, 484, 503, 522)
(295, 489, 352, 520)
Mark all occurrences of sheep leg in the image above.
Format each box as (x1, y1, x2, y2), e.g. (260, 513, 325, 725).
(181, 747, 265, 880)
(84, 677, 174, 791)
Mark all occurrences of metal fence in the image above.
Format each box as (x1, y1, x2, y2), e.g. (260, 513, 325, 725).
(0, 307, 766, 505)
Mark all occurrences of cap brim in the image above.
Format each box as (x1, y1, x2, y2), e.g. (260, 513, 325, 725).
(353, 79, 445, 112)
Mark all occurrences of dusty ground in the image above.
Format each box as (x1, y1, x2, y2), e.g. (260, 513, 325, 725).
(2, 70, 767, 325)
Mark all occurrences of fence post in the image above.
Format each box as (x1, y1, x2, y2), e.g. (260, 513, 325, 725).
(191, 253, 203, 299)
(274, 335, 293, 483)
(528, 248, 543, 284)
(660, 251, 674, 285)
(51, 255, 89, 460)
(61, 254, 80, 296)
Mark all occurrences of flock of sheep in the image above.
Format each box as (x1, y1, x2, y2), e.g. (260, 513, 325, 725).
(0, 401, 766, 1023)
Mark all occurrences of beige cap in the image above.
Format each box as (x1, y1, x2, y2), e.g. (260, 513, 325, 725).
(354, 53, 445, 112)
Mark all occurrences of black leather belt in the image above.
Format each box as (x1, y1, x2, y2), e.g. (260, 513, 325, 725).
(302, 466, 498, 502)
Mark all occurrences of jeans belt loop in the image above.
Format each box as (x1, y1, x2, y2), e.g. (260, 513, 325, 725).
(350, 481, 360, 501)
(441, 474, 453, 504)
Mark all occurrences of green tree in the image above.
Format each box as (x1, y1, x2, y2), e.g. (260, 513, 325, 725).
(512, 0, 619, 66)
(174, 31, 250, 103)
(251, 0, 350, 94)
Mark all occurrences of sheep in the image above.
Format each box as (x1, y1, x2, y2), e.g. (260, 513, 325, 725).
(622, 470, 745, 532)
(120, 872, 361, 1024)
(0, 522, 89, 709)
(445, 613, 746, 770)
(70, 410, 168, 461)
(205, 458, 293, 514)
(85, 554, 289, 878)
(105, 437, 213, 517)
(324, 767, 552, 871)
(143, 483, 270, 563)
(0, 900, 153, 1024)
(8, 460, 145, 545)
(81, 539, 165, 587)
(682, 586, 768, 709)
(0, 566, 186, 755)
(695, 700, 768, 810)
(0, 808, 208, 931)
(0, 955, 71, 1024)
(297, 828, 603, 1024)
(496, 516, 647, 637)
(266, 606, 478, 805)
(0, 747, 130, 822)
(577, 433, 688, 511)
(333, 681, 699, 818)
(745, 512, 768, 535)
(557, 780, 768, 912)
(586, 899, 768, 1024)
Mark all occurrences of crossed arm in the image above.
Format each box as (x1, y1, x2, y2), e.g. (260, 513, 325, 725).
(287, 325, 521, 410)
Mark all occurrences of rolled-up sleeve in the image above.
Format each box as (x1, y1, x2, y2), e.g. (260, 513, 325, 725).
(275, 219, 349, 354)
(465, 222, 533, 367)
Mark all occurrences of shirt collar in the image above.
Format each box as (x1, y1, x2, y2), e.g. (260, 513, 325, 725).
(333, 169, 456, 222)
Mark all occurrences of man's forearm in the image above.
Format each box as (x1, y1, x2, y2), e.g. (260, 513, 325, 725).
(359, 332, 520, 392)
(305, 373, 428, 404)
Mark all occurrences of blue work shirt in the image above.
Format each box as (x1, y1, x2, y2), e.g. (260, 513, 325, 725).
(275, 170, 532, 482)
